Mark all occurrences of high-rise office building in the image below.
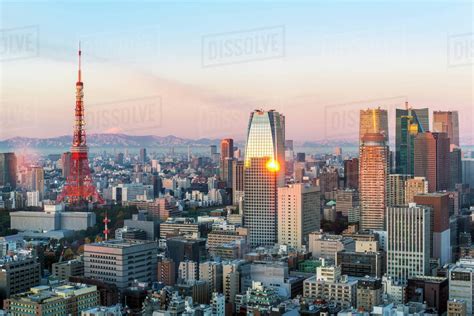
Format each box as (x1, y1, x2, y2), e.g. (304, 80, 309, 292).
(336, 189, 359, 217)
(359, 108, 389, 143)
(433, 110, 460, 147)
(61, 152, 72, 178)
(414, 193, 451, 265)
(387, 204, 431, 283)
(244, 110, 285, 247)
(277, 184, 320, 250)
(209, 145, 217, 156)
(359, 133, 389, 230)
(220, 139, 234, 187)
(139, 148, 147, 164)
(26, 166, 44, 200)
(395, 105, 429, 174)
(232, 160, 244, 207)
(0, 153, 17, 189)
(344, 158, 359, 190)
(414, 132, 450, 192)
(157, 258, 176, 286)
(462, 158, 474, 187)
(388, 174, 411, 206)
(83, 239, 158, 290)
(450, 147, 463, 190)
(433, 132, 450, 191)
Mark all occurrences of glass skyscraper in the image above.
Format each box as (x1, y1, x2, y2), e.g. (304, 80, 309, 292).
(395, 106, 429, 174)
(244, 110, 285, 247)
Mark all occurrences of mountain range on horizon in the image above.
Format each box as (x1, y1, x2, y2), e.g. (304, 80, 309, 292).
(0, 133, 362, 150)
(1, 133, 473, 150)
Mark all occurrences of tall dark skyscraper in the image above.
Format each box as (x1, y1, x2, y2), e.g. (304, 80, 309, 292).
(433, 111, 460, 147)
(220, 138, 234, 187)
(61, 152, 72, 178)
(0, 153, 17, 189)
(395, 105, 429, 174)
(344, 158, 359, 190)
(450, 147, 463, 190)
(414, 132, 450, 192)
(139, 148, 147, 164)
(433, 132, 450, 192)
(414, 132, 437, 192)
(244, 110, 285, 247)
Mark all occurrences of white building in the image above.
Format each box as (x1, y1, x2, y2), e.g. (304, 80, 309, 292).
(83, 239, 158, 290)
(303, 265, 357, 308)
(26, 191, 41, 207)
(211, 292, 225, 316)
(449, 258, 474, 315)
(277, 184, 320, 250)
(386, 204, 431, 283)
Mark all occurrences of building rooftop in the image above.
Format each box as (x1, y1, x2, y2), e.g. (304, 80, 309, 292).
(90, 239, 155, 248)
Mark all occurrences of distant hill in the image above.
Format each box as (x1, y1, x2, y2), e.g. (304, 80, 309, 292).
(0, 133, 366, 150)
(0, 134, 223, 149)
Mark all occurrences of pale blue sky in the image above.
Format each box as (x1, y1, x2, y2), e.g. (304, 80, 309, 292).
(1, 1, 473, 143)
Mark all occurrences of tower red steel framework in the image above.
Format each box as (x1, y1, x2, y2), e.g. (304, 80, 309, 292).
(57, 45, 104, 205)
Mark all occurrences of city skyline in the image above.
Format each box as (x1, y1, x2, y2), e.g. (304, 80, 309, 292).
(1, 2, 473, 142)
(1, 2, 474, 315)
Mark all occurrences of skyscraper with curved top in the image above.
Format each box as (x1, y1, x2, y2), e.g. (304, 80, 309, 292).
(359, 132, 389, 231)
(244, 110, 285, 247)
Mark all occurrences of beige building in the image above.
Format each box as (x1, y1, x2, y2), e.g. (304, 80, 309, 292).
(308, 231, 355, 260)
(303, 265, 357, 308)
(277, 184, 320, 249)
(405, 177, 429, 203)
(447, 299, 467, 316)
(208, 229, 247, 256)
(356, 277, 383, 312)
(199, 261, 223, 297)
(335, 189, 359, 217)
(388, 174, 411, 206)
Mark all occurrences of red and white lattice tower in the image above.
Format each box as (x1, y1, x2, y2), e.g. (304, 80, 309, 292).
(57, 44, 104, 205)
(103, 213, 111, 240)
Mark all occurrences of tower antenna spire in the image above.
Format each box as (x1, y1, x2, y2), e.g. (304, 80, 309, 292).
(78, 42, 82, 82)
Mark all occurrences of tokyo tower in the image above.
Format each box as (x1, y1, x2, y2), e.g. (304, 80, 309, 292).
(57, 45, 104, 205)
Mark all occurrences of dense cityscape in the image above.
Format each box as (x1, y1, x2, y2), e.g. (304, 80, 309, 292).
(0, 42, 473, 315)
(1, 1, 473, 315)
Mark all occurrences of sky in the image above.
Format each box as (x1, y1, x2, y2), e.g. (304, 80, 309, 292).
(0, 1, 473, 144)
